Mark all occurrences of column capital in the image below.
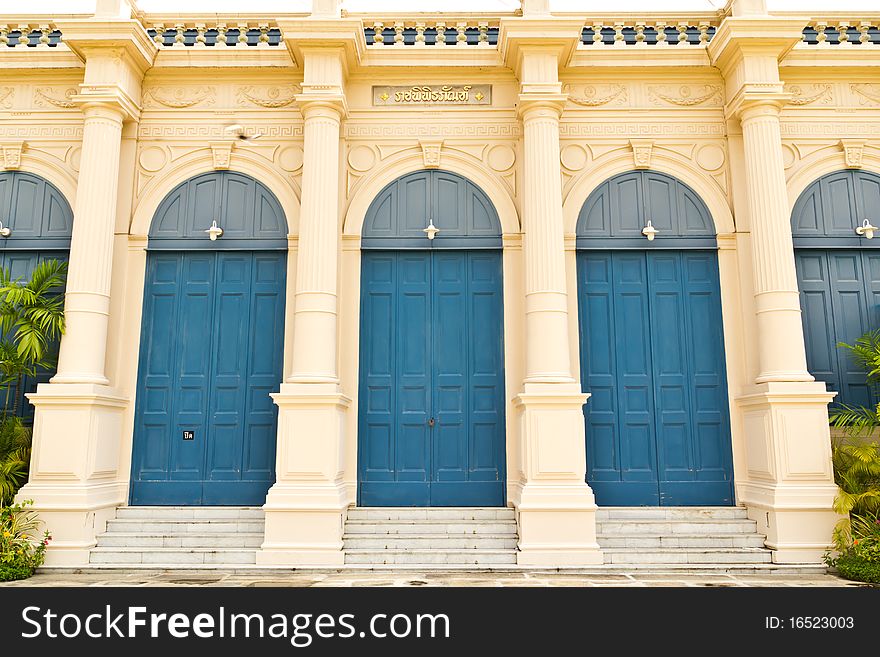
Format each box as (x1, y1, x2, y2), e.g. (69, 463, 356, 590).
(295, 93, 347, 120)
(517, 93, 567, 120)
(71, 85, 139, 122)
(729, 91, 791, 121)
(53, 19, 157, 74)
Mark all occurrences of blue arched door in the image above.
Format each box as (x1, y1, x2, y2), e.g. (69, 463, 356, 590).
(792, 169, 880, 408)
(358, 170, 506, 506)
(0, 171, 73, 421)
(576, 171, 734, 506)
(130, 171, 288, 505)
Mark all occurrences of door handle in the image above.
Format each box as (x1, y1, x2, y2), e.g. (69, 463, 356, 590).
(428, 418, 435, 428)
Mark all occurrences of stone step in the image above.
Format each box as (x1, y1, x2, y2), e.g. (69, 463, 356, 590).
(342, 534, 518, 550)
(95, 533, 265, 548)
(596, 507, 749, 520)
(115, 506, 264, 520)
(89, 547, 257, 565)
(105, 519, 265, 534)
(602, 548, 773, 565)
(346, 507, 515, 521)
(596, 519, 757, 535)
(344, 549, 518, 565)
(597, 533, 766, 549)
(343, 520, 517, 535)
(603, 548, 771, 565)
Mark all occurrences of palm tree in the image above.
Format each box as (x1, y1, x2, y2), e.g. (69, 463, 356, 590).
(0, 260, 67, 503)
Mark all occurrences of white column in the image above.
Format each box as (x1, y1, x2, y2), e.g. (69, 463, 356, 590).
(739, 99, 812, 384)
(52, 103, 124, 385)
(16, 100, 129, 565)
(258, 96, 350, 566)
(733, 96, 840, 562)
(288, 101, 342, 384)
(513, 96, 602, 566)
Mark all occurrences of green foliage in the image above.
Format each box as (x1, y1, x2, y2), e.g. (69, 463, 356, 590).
(830, 553, 880, 584)
(0, 415, 31, 507)
(0, 259, 67, 369)
(0, 500, 50, 581)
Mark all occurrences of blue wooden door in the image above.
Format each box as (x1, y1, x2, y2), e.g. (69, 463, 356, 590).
(130, 251, 285, 505)
(792, 169, 880, 408)
(796, 250, 880, 408)
(578, 250, 734, 506)
(358, 250, 505, 506)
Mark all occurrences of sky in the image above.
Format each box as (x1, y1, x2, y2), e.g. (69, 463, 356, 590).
(5, 1, 880, 15)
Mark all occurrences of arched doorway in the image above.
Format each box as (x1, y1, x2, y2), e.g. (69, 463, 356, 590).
(576, 170, 734, 506)
(130, 171, 288, 505)
(0, 171, 73, 421)
(792, 169, 880, 408)
(357, 170, 506, 506)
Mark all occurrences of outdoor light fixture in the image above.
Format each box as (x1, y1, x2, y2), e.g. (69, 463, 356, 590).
(206, 220, 224, 241)
(641, 220, 659, 241)
(423, 218, 439, 240)
(0, 221, 10, 238)
(856, 218, 878, 240)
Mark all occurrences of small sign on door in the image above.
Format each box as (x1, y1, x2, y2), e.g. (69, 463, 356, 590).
(182, 430, 194, 441)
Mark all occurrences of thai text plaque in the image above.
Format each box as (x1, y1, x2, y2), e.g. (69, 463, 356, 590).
(373, 85, 491, 106)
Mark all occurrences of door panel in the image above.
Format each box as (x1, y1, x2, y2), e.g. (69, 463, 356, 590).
(358, 250, 505, 506)
(578, 250, 734, 506)
(796, 249, 880, 409)
(131, 251, 285, 505)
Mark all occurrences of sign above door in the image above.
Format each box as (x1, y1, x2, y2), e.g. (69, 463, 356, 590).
(373, 85, 491, 106)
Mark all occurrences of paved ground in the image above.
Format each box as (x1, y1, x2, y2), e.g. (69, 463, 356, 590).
(0, 569, 866, 587)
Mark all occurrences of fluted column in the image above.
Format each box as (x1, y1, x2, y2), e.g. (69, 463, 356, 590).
(739, 99, 812, 384)
(289, 100, 343, 384)
(521, 99, 574, 384)
(52, 102, 124, 385)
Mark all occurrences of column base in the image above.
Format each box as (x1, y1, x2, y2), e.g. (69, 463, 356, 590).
(17, 383, 129, 566)
(736, 381, 842, 564)
(257, 384, 350, 567)
(512, 386, 603, 567)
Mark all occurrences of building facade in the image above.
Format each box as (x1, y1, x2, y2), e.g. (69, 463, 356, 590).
(3, 0, 878, 567)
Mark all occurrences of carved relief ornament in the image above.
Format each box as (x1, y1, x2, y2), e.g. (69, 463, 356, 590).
(0, 142, 24, 169)
(648, 84, 722, 107)
(785, 84, 833, 106)
(0, 87, 14, 109)
(33, 87, 77, 109)
(143, 86, 216, 109)
(564, 84, 628, 107)
(236, 85, 300, 108)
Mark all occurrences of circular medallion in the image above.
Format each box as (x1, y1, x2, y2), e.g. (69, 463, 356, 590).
(695, 144, 725, 172)
(69, 146, 82, 172)
(278, 145, 304, 172)
(347, 145, 376, 172)
(487, 145, 516, 172)
(781, 144, 797, 169)
(560, 144, 588, 171)
(138, 146, 167, 172)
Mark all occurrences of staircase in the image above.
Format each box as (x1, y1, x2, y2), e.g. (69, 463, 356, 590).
(343, 507, 518, 566)
(90, 507, 264, 566)
(596, 507, 773, 566)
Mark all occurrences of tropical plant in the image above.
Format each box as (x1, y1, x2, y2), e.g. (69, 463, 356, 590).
(0, 259, 67, 416)
(0, 500, 50, 581)
(0, 415, 31, 506)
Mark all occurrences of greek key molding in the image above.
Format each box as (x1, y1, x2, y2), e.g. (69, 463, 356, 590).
(143, 86, 216, 109)
(137, 124, 303, 139)
(0, 87, 14, 109)
(785, 84, 833, 106)
(0, 125, 83, 139)
(344, 124, 521, 139)
(780, 122, 880, 137)
(32, 87, 78, 109)
(560, 123, 726, 137)
(236, 85, 300, 109)
(648, 84, 722, 107)
(850, 83, 880, 106)
(564, 84, 628, 107)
